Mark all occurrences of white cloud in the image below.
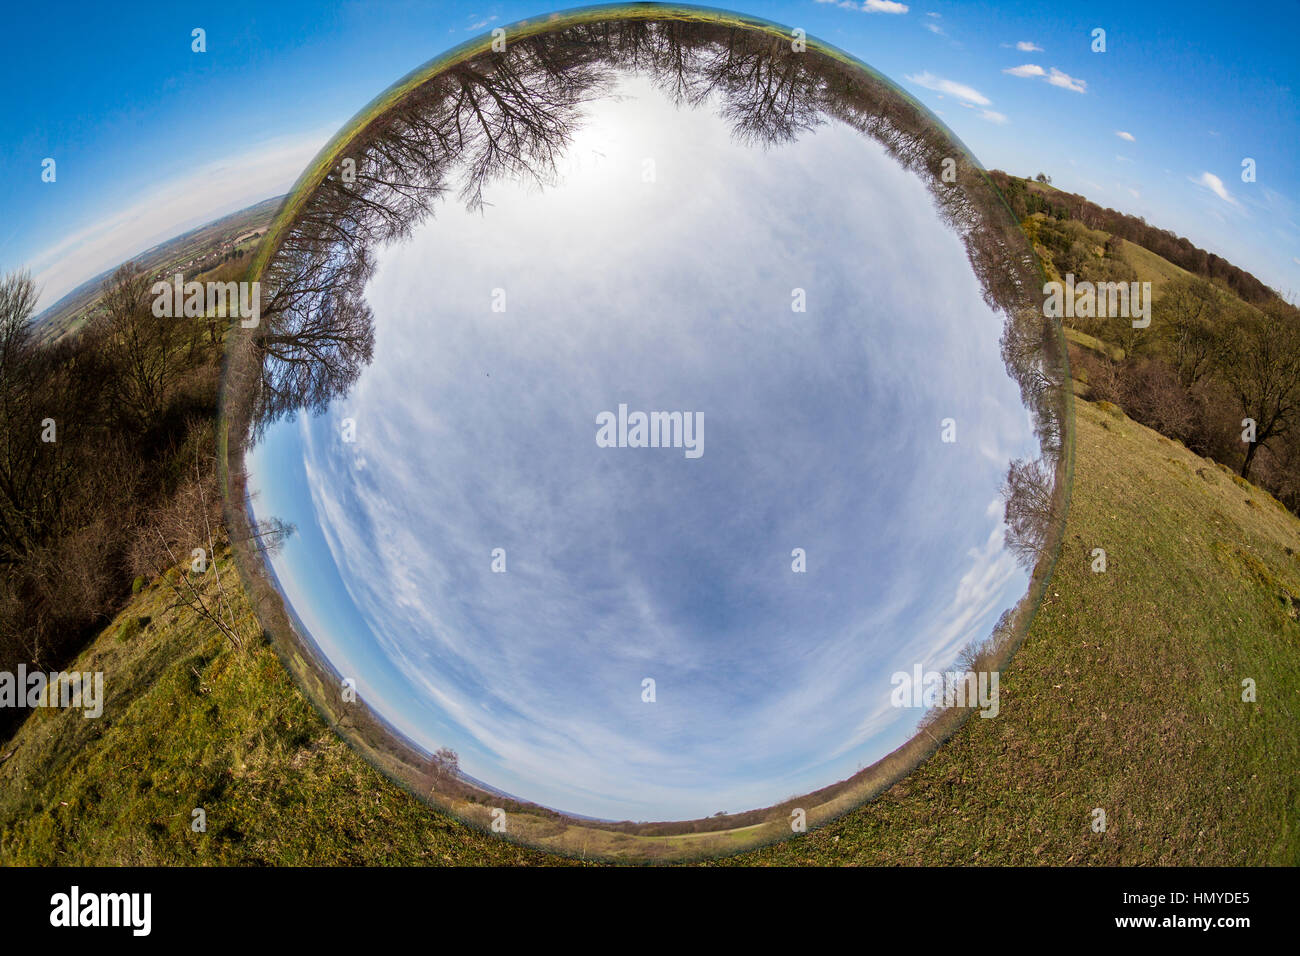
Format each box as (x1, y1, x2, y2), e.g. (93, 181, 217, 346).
(816, 0, 909, 10)
(1115, 130, 1136, 142)
(905, 71, 991, 106)
(980, 110, 1009, 125)
(1047, 67, 1087, 93)
(1003, 63, 1046, 78)
(1016, 41, 1044, 52)
(1194, 171, 1238, 205)
(1004, 64, 1086, 93)
(924, 21, 944, 34)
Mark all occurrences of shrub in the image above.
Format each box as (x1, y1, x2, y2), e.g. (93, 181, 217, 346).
(117, 616, 148, 643)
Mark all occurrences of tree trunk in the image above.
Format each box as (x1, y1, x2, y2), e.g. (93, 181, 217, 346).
(1240, 441, 1259, 479)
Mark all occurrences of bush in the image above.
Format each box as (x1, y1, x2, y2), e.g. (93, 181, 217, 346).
(117, 616, 146, 643)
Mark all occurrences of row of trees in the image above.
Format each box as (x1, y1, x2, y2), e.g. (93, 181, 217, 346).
(1075, 273, 1300, 507)
(991, 170, 1275, 305)
(1024, 215, 1139, 291)
(0, 262, 239, 739)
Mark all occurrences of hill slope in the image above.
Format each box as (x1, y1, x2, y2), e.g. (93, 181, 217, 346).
(1115, 237, 1193, 294)
(3, 399, 1297, 865)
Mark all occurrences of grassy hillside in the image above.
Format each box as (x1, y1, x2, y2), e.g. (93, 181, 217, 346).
(993, 170, 1274, 304)
(3, 398, 1297, 865)
(1058, 238, 1192, 365)
(1116, 237, 1193, 294)
(1064, 327, 1124, 362)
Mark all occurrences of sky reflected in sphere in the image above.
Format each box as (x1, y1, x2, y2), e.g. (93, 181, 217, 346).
(237, 16, 1066, 826)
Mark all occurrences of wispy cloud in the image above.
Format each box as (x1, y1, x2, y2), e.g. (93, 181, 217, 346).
(1193, 171, 1239, 205)
(1115, 130, 1136, 142)
(905, 71, 991, 106)
(1016, 40, 1044, 52)
(1003, 63, 1087, 93)
(1047, 67, 1087, 93)
(980, 109, 1009, 125)
(816, 0, 909, 11)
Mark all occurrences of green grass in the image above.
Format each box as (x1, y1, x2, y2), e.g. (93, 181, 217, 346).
(0, 549, 554, 865)
(3, 400, 1298, 865)
(1064, 326, 1125, 362)
(728, 401, 1300, 865)
(1117, 237, 1194, 295)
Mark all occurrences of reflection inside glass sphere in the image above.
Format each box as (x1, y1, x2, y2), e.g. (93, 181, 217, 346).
(224, 10, 1068, 854)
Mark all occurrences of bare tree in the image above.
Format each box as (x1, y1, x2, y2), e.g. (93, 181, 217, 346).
(1155, 276, 1230, 388)
(426, 746, 460, 793)
(94, 263, 184, 427)
(1000, 457, 1059, 568)
(128, 429, 240, 647)
(1220, 304, 1300, 479)
(1001, 307, 1066, 460)
(0, 269, 37, 378)
(247, 32, 610, 434)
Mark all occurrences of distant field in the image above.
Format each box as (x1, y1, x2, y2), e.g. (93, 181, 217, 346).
(3, 399, 1296, 865)
(30, 196, 283, 344)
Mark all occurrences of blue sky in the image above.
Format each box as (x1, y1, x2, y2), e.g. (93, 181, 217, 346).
(245, 74, 1039, 820)
(3, 0, 1299, 309)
